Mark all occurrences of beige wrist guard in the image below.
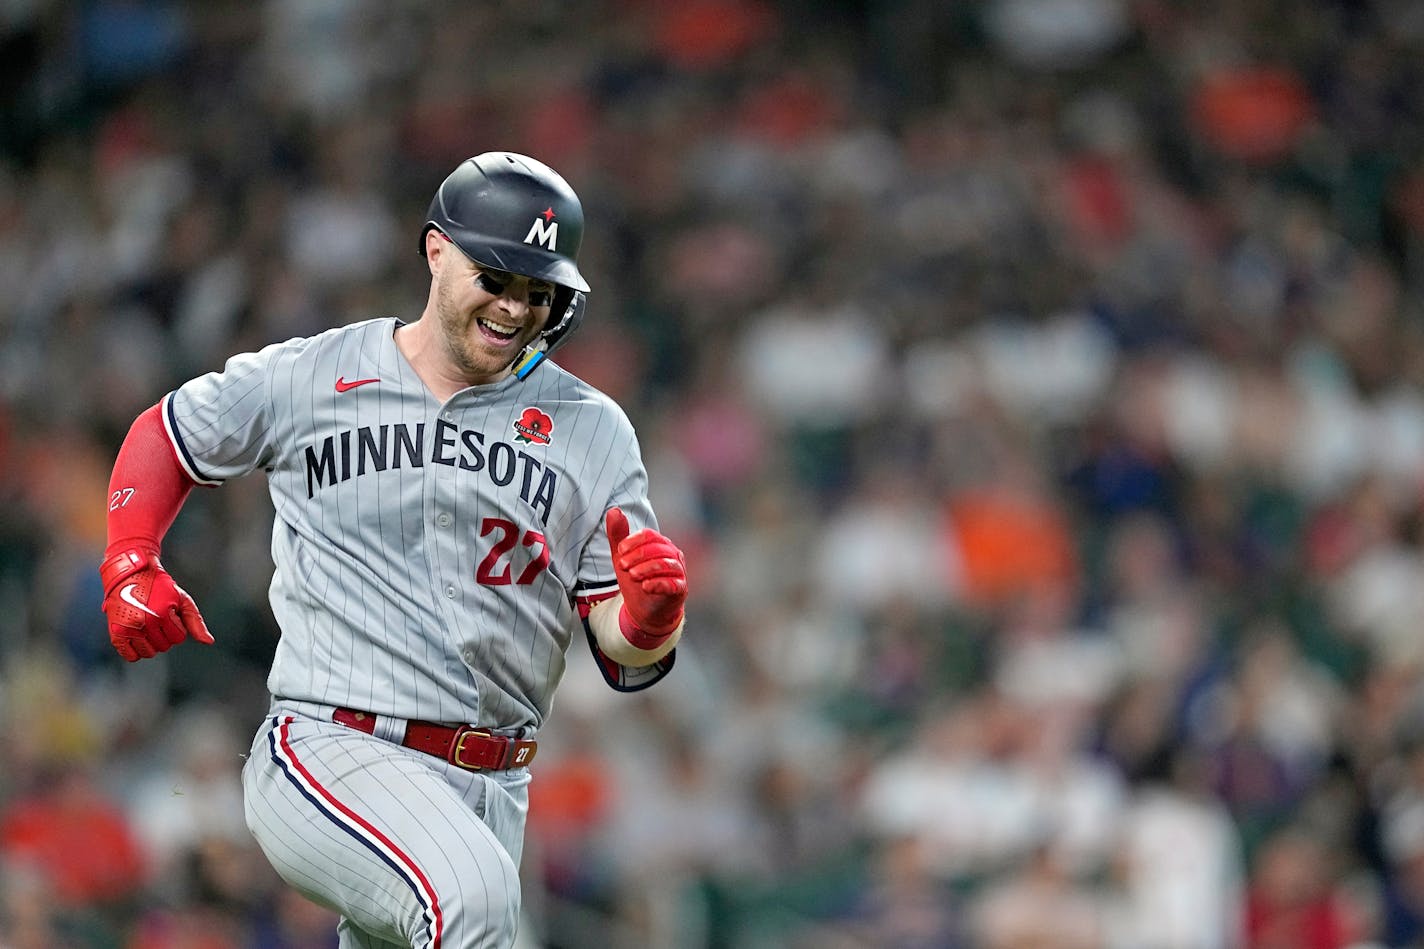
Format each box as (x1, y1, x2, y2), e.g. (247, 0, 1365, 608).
(588, 594, 683, 667)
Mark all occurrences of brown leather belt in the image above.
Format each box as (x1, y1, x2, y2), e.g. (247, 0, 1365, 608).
(333, 708, 537, 771)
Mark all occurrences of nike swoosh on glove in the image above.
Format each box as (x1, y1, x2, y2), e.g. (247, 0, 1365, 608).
(606, 507, 687, 637)
(100, 547, 215, 662)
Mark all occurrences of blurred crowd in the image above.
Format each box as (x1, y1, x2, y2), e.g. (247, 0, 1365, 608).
(3, 0, 1424, 946)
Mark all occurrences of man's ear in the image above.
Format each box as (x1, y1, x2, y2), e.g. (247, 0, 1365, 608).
(423, 228, 446, 274)
(421, 227, 455, 275)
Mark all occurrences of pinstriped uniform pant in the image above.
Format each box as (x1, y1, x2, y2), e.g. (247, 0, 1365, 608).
(242, 701, 531, 949)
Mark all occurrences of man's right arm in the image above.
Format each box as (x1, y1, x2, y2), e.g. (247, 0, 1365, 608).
(99, 400, 214, 662)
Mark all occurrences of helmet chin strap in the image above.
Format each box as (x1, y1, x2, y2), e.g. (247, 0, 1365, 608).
(511, 340, 549, 380)
(511, 290, 584, 381)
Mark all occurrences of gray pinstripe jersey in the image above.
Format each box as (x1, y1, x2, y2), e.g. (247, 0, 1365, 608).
(162, 317, 668, 730)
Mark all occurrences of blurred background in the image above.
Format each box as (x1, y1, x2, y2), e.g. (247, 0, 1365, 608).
(2, 0, 1424, 946)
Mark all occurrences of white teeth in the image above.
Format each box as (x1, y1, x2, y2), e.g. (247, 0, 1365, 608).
(479, 318, 519, 338)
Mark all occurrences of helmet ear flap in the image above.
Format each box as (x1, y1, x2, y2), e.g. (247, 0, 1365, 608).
(542, 287, 585, 355)
(512, 288, 586, 381)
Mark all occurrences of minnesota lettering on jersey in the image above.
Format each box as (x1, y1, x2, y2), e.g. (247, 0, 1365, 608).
(302, 421, 559, 523)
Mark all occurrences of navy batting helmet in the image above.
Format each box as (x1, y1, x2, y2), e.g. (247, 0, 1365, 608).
(421, 152, 590, 373)
(420, 152, 589, 293)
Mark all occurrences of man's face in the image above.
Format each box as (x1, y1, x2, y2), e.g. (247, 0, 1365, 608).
(432, 236, 555, 384)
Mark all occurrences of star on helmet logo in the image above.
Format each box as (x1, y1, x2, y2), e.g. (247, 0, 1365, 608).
(541, 207, 556, 221)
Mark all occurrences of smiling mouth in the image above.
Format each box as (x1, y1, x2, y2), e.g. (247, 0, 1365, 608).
(477, 317, 522, 343)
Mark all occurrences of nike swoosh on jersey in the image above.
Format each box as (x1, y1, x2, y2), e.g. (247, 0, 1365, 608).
(335, 376, 380, 392)
(120, 583, 160, 617)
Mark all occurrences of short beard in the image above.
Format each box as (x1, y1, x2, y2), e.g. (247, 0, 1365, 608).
(435, 272, 498, 378)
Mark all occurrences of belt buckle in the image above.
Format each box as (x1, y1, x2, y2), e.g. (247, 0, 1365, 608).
(450, 726, 500, 771)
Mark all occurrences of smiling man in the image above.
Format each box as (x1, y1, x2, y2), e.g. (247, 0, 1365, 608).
(98, 152, 690, 948)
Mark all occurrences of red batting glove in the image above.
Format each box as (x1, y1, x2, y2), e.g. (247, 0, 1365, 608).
(99, 546, 214, 662)
(606, 507, 687, 638)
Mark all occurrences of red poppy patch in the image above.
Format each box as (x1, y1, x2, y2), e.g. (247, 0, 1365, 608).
(513, 407, 553, 445)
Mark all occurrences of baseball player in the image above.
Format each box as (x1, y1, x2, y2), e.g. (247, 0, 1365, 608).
(98, 152, 689, 948)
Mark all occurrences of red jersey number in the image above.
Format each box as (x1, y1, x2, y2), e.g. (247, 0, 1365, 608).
(476, 517, 551, 586)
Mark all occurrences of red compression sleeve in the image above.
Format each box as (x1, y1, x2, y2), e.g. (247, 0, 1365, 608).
(106, 402, 198, 555)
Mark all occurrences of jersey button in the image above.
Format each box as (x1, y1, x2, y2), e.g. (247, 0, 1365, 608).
(445, 585, 456, 599)
(436, 513, 452, 528)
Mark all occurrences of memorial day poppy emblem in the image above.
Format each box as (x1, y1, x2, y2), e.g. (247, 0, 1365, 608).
(514, 407, 554, 445)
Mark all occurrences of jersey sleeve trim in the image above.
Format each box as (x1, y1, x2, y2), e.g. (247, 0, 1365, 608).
(574, 579, 620, 603)
(576, 581, 676, 690)
(580, 624, 676, 692)
(161, 392, 221, 486)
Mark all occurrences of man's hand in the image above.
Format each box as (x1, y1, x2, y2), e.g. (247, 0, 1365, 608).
(99, 547, 214, 662)
(606, 508, 687, 636)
